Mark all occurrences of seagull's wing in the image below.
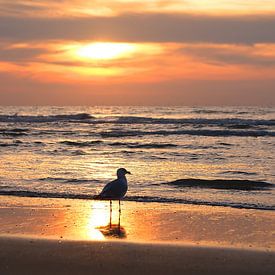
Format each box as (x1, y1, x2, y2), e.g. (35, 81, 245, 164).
(99, 179, 119, 198)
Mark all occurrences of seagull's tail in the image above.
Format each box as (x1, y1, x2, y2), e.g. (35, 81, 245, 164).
(94, 194, 106, 200)
(93, 194, 101, 200)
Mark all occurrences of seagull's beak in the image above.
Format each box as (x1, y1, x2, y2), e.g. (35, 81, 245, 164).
(127, 171, 132, 175)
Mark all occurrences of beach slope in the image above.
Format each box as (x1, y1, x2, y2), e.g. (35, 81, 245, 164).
(0, 236, 274, 275)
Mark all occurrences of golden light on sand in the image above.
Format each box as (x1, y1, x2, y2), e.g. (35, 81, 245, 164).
(83, 201, 110, 240)
(88, 201, 110, 227)
(86, 228, 105, 241)
(76, 42, 136, 60)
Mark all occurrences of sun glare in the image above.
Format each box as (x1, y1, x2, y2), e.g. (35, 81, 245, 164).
(76, 42, 136, 60)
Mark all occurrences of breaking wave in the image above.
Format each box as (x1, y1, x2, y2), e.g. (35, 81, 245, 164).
(164, 179, 273, 191)
(0, 128, 29, 136)
(108, 142, 178, 149)
(115, 116, 275, 127)
(100, 129, 275, 138)
(0, 114, 274, 128)
(0, 190, 274, 211)
(0, 113, 93, 123)
(60, 140, 103, 147)
(38, 177, 100, 184)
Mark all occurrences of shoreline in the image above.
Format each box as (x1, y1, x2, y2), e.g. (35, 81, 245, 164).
(0, 191, 274, 211)
(1, 195, 274, 249)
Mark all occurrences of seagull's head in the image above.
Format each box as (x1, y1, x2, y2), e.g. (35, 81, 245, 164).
(117, 168, 131, 178)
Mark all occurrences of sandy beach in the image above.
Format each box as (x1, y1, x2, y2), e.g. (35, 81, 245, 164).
(1, 236, 274, 275)
(0, 195, 274, 274)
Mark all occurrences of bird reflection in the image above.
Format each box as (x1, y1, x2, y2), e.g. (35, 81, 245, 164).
(96, 209, 126, 239)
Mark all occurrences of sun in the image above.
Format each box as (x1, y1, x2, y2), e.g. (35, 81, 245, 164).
(76, 42, 136, 60)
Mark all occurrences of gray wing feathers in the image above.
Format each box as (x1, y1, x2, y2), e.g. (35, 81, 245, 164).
(99, 178, 127, 199)
(100, 179, 118, 196)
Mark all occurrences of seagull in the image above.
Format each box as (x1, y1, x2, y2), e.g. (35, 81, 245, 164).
(96, 168, 131, 214)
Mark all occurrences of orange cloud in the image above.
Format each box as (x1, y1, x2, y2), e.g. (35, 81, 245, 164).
(1, 1, 275, 17)
(1, 41, 275, 85)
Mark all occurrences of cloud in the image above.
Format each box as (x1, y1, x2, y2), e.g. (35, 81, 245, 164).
(0, 13, 275, 44)
(1, 1, 275, 17)
(0, 2, 47, 16)
(178, 44, 275, 67)
(0, 0, 158, 17)
(0, 47, 47, 62)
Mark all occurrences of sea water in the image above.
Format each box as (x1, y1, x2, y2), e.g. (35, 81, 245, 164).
(0, 106, 274, 210)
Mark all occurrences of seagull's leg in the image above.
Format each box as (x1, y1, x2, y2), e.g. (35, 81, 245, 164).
(119, 200, 121, 214)
(109, 200, 112, 227)
(118, 208, 121, 230)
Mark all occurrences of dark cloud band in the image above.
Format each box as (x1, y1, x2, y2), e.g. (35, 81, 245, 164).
(0, 13, 275, 44)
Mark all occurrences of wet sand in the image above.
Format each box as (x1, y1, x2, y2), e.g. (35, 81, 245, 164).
(1, 236, 274, 275)
(0, 195, 274, 274)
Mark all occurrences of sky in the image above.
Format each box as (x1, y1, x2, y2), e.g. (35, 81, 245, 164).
(0, 0, 275, 106)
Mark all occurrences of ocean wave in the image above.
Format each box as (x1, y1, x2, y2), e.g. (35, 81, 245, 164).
(219, 171, 258, 176)
(218, 142, 232, 146)
(0, 128, 29, 136)
(0, 190, 273, 211)
(60, 140, 178, 149)
(1, 114, 274, 128)
(100, 129, 275, 138)
(0, 142, 19, 147)
(0, 140, 23, 147)
(109, 142, 178, 149)
(126, 196, 275, 211)
(164, 179, 273, 191)
(0, 128, 28, 132)
(115, 116, 275, 127)
(60, 140, 103, 147)
(191, 109, 235, 114)
(38, 177, 99, 184)
(44, 149, 89, 156)
(191, 109, 271, 115)
(0, 113, 93, 123)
